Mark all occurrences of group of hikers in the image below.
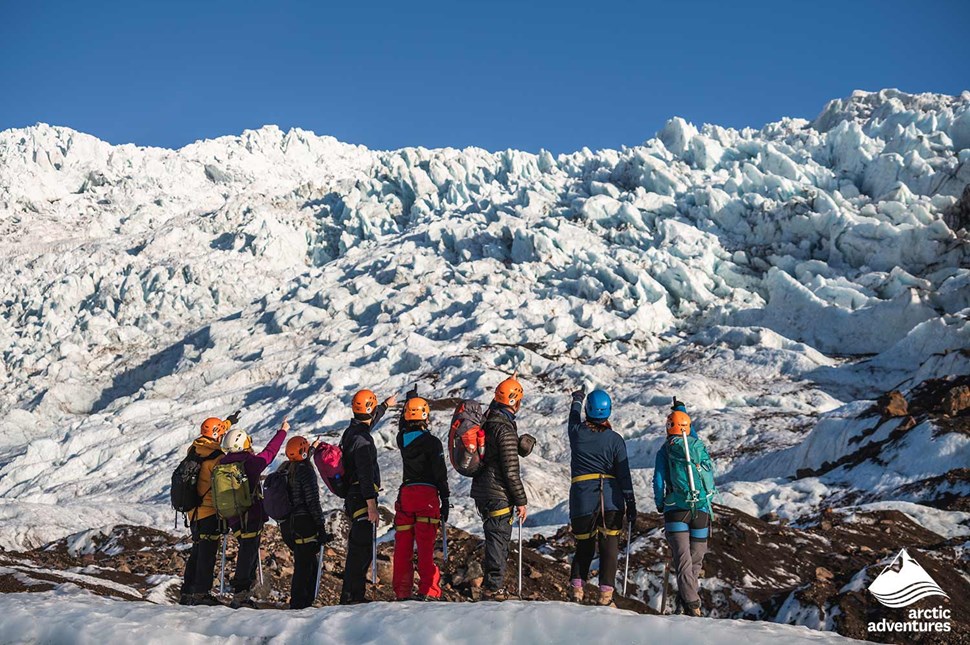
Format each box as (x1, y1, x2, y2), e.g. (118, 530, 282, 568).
(172, 374, 717, 617)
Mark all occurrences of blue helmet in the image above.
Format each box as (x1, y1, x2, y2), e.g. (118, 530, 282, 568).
(585, 389, 612, 421)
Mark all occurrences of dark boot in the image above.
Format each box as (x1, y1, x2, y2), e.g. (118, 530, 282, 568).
(686, 601, 702, 617)
(189, 592, 222, 606)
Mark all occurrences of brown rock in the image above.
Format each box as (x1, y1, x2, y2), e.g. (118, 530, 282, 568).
(469, 576, 484, 589)
(943, 385, 970, 416)
(877, 391, 908, 417)
(815, 566, 834, 581)
(820, 520, 833, 531)
(81, 554, 95, 565)
(117, 562, 131, 574)
(859, 545, 874, 554)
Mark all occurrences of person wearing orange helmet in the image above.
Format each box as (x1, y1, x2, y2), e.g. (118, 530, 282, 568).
(392, 387, 450, 600)
(178, 410, 238, 606)
(653, 398, 717, 617)
(469, 372, 528, 600)
(277, 436, 331, 609)
(338, 388, 397, 605)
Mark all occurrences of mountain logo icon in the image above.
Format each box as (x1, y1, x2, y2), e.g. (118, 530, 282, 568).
(868, 548, 949, 608)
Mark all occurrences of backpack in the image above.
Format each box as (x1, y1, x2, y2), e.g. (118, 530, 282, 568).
(313, 440, 348, 498)
(211, 461, 253, 520)
(448, 400, 486, 477)
(170, 447, 222, 513)
(664, 434, 716, 512)
(263, 464, 293, 521)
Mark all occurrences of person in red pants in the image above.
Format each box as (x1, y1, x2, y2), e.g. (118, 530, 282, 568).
(393, 388, 450, 600)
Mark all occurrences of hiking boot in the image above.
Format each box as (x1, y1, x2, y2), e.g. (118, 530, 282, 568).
(189, 593, 222, 606)
(482, 587, 509, 601)
(597, 588, 615, 607)
(686, 601, 702, 617)
(229, 591, 257, 609)
(419, 594, 441, 602)
(569, 585, 584, 603)
(339, 593, 371, 606)
(178, 593, 191, 606)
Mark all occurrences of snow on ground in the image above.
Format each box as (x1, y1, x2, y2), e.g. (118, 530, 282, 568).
(0, 588, 857, 644)
(0, 88, 969, 552)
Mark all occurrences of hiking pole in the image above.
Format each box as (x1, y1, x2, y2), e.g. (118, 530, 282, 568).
(517, 516, 523, 599)
(218, 534, 228, 595)
(371, 522, 378, 585)
(442, 520, 448, 564)
(314, 550, 324, 602)
(660, 559, 671, 615)
(623, 520, 633, 595)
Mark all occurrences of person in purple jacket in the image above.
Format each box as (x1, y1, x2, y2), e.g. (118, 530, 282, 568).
(219, 418, 288, 608)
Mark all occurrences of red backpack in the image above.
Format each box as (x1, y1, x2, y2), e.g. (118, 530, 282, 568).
(448, 400, 486, 477)
(312, 441, 349, 498)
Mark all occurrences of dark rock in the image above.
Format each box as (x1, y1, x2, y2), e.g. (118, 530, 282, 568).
(877, 390, 908, 417)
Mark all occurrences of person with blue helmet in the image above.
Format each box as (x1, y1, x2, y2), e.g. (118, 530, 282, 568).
(653, 398, 716, 617)
(566, 386, 636, 607)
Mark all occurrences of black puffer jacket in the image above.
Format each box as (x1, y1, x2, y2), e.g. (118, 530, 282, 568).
(286, 459, 325, 526)
(470, 404, 528, 507)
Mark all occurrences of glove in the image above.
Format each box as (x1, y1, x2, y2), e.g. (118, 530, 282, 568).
(571, 386, 586, 402)
(318, 525, 334, 544)
(440, 499, 450, 524)
(518, 434, 537, 457)
(626, 499, 637, 520)
(656, 505, 664, 514)
(226, 410, 241, 426)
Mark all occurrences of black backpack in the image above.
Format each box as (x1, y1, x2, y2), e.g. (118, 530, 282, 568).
(263, 464, 294, 521)
(170, 447, 222, 513)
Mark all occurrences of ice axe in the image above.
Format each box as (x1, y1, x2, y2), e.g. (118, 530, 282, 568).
(442, 520, 448, 564)
(623, 519, 633, 596)
(371, 522, 378, 585)
(314, 549, 324, 602)
(218, 534, 227, 595)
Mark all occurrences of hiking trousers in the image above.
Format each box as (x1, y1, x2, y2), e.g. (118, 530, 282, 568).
(281, 513, 322, 609)
(664, 510, 710, 606)
(182, 514, 221, 595)
(475, 498, 514, 591)
(570, 510, 623, 589)
(231, 525, 263, 594)
(341, 494, 374, 603)
(393, 484, 442, 599)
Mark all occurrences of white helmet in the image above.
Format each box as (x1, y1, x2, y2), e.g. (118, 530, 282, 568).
(222, 428, 251, 453)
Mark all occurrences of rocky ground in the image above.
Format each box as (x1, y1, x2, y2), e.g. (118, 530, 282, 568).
(1, 502, 965, 644)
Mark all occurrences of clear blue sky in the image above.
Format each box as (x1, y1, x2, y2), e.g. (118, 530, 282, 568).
(2, 0, 967, 153)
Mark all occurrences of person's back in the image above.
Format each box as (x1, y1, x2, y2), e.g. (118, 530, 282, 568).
(566, 388, 635, 607)
(652, 401, 714, 617)
(470, 376, 528, 600)
(218, 418, 289, 608)
(339, 389, 396, 605)
(279, 436, 328, 610)
(178, 414, 234, 606)
(393, 393, 449, 600)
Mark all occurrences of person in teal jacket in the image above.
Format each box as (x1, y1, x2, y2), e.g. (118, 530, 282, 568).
(653, 400, 715, 617)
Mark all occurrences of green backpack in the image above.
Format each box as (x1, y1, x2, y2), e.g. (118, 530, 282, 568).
(664, 434, 716, 513)
(211, 461, 253, 520)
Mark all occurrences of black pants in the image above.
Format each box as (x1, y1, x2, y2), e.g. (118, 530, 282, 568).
(570, 510, 623, 589)
(182, 514, 221, 595)
(340, 495, 374, 603)
(475, 498, 514, 591)
(231, 525, 263, 594)
(281, 514, 322, 609)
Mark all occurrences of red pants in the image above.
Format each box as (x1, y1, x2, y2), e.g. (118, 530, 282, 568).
(393, 484, 442, 599)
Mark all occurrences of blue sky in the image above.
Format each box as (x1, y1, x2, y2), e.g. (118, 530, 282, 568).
(1, 0, 967, 153)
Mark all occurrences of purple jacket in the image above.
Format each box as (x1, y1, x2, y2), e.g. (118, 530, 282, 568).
(220, 428, 287, 531)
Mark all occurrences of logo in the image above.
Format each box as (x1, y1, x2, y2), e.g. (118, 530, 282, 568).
(868, 548, 949, 608)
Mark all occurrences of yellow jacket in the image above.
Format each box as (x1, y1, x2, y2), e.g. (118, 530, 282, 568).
(188, 436, 223, 522)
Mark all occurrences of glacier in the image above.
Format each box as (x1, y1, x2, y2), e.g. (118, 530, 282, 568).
(0, 87, 968, 564)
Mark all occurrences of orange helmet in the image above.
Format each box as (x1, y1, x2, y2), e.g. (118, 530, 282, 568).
(403, 397, 431, 422)
(666, 410, 691, 435)
(200, 417, 228, 440)
(494, 377, 524, 409)
(286, 436, 310, 461)
(352, 389, 379, 415)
